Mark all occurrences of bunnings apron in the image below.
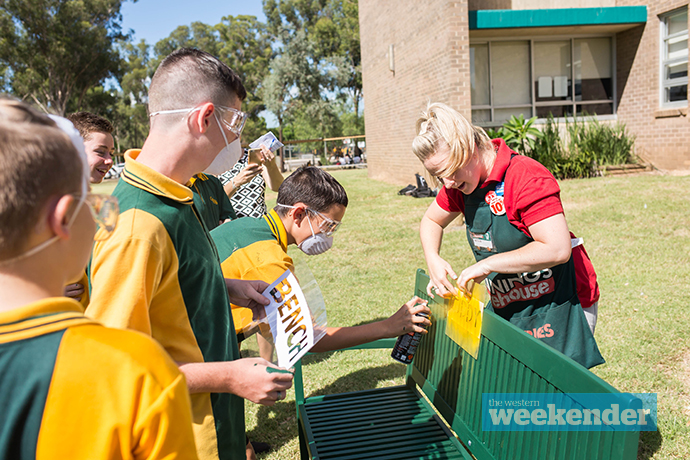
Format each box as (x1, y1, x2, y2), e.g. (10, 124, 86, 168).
(464, 158, 604, 369)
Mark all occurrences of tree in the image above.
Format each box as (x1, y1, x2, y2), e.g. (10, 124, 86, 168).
(311, 0, 362, 122)
(0, 0, 129, 115)
(151, 22, 220, 70)
(261, 30, 330, 145)
(111, 39, 151, 151)
(216, 15, 273, 143)
(262, 0, 363, 127)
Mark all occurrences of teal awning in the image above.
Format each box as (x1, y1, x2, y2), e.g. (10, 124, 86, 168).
(469, 6, 647, 30)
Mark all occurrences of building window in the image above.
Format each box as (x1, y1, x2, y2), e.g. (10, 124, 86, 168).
(660, 7, 688, 107)
(470, 37, 614, 125)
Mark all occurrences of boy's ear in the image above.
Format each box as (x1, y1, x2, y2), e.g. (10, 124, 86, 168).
(290, 204, 308, 226)
(189, 102, 214, 134)
(47, 195, 76, 240)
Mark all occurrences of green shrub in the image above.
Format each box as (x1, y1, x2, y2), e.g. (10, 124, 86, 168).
(484, 126, 504, 140)
(566, 115, 636, 166)
(499, 114, 636, 179)
(500, 114, 540, 155)
(528, 115, 564, 171)
(528, 115, 597, 179)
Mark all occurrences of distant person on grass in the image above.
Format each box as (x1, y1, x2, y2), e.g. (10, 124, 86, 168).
(0, 104, 197, 459)
(412, 102, 603, 369)
(63, 112, 115, 305)
(86, 48, 293, 460)
(211, 166, 431, 361)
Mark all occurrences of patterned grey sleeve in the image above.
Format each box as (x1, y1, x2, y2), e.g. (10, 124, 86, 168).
(218, 169, 237, 186)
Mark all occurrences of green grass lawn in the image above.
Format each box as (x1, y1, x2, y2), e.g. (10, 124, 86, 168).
(96, 170, 690, 459)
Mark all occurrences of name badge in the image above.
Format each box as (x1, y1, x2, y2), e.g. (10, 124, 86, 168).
(470, 231, 494, 251)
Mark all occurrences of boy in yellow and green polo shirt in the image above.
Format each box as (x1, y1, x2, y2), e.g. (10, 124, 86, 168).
(86, 49, 293, 460)
(211, 166, 431, 358)
(0, 102, 197, 459)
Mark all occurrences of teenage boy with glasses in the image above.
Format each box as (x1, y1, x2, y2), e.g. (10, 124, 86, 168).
(86, 48, 293, 460)
(0, 104, 198, 459)
(211, 166, 431, 360)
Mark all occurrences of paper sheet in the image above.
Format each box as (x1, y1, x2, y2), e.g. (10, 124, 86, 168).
(261, 265, 327, 368)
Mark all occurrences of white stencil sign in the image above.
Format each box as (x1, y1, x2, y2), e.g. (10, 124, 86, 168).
(263, 269, 316, 368)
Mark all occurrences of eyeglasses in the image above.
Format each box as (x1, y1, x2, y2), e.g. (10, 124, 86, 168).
(308, 208, 341, 236)
(149, 105, 248, 137)
(78, 193, 119, 241)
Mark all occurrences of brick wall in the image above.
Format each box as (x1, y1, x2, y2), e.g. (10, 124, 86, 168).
(359, 0, 472, 185)
(616, 0, 689, 170)
(361, 0, 690, 178)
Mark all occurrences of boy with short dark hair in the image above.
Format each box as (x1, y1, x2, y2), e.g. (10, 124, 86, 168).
(211, 166, 430, 357)
(0, 106, 198, 459)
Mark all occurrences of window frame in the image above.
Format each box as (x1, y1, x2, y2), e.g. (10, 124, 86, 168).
(470, 34, 617, 127)
(659, 7, 688, 109)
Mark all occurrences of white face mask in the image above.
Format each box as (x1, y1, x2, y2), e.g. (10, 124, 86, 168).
(0, 180, 86, 267)
(204, 138, 242, 175)
(299, 216, 334, 256)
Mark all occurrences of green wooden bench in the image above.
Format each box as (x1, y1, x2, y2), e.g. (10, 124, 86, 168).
(293, 269, 642, 460)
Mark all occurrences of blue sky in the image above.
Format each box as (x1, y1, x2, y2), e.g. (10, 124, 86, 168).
(121, 0, 267, 47)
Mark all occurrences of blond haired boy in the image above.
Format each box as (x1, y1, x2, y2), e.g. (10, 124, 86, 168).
(0, 106, 198, 459)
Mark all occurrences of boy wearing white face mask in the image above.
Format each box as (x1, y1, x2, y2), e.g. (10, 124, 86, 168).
(0, 102, 198, 460)
(86, 48, 293, 460)
(211, 166, 430, 358)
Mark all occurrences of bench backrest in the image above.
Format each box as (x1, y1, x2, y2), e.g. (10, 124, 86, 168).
(409, 269, 640, 460)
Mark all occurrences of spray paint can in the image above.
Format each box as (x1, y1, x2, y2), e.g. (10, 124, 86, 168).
(391, 312, 430, 364)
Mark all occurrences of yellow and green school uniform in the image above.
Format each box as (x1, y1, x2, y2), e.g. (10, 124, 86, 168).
(189, 173, 236, 230)
(0, 297, 197, 460)
(210, 209, 293, 336)
(87, 150, 244, 460)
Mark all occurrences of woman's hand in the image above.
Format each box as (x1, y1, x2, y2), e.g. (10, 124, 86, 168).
(258, 144, 275, 163)
(260, 143, 285, 192)
(234, 162, 263, 187)
(419, 201, 462, 298)
(426, 255, 458, 298)
(457, 260, 491, 293)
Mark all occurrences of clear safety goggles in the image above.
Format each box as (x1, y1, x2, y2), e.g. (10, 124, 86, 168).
(308, 208, 341, 236)
(149, 105, 248, 136)
(276, 204, 342, 236)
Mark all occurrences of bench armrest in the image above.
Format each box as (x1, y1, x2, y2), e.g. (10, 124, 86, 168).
(294, 338, 397, 412)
